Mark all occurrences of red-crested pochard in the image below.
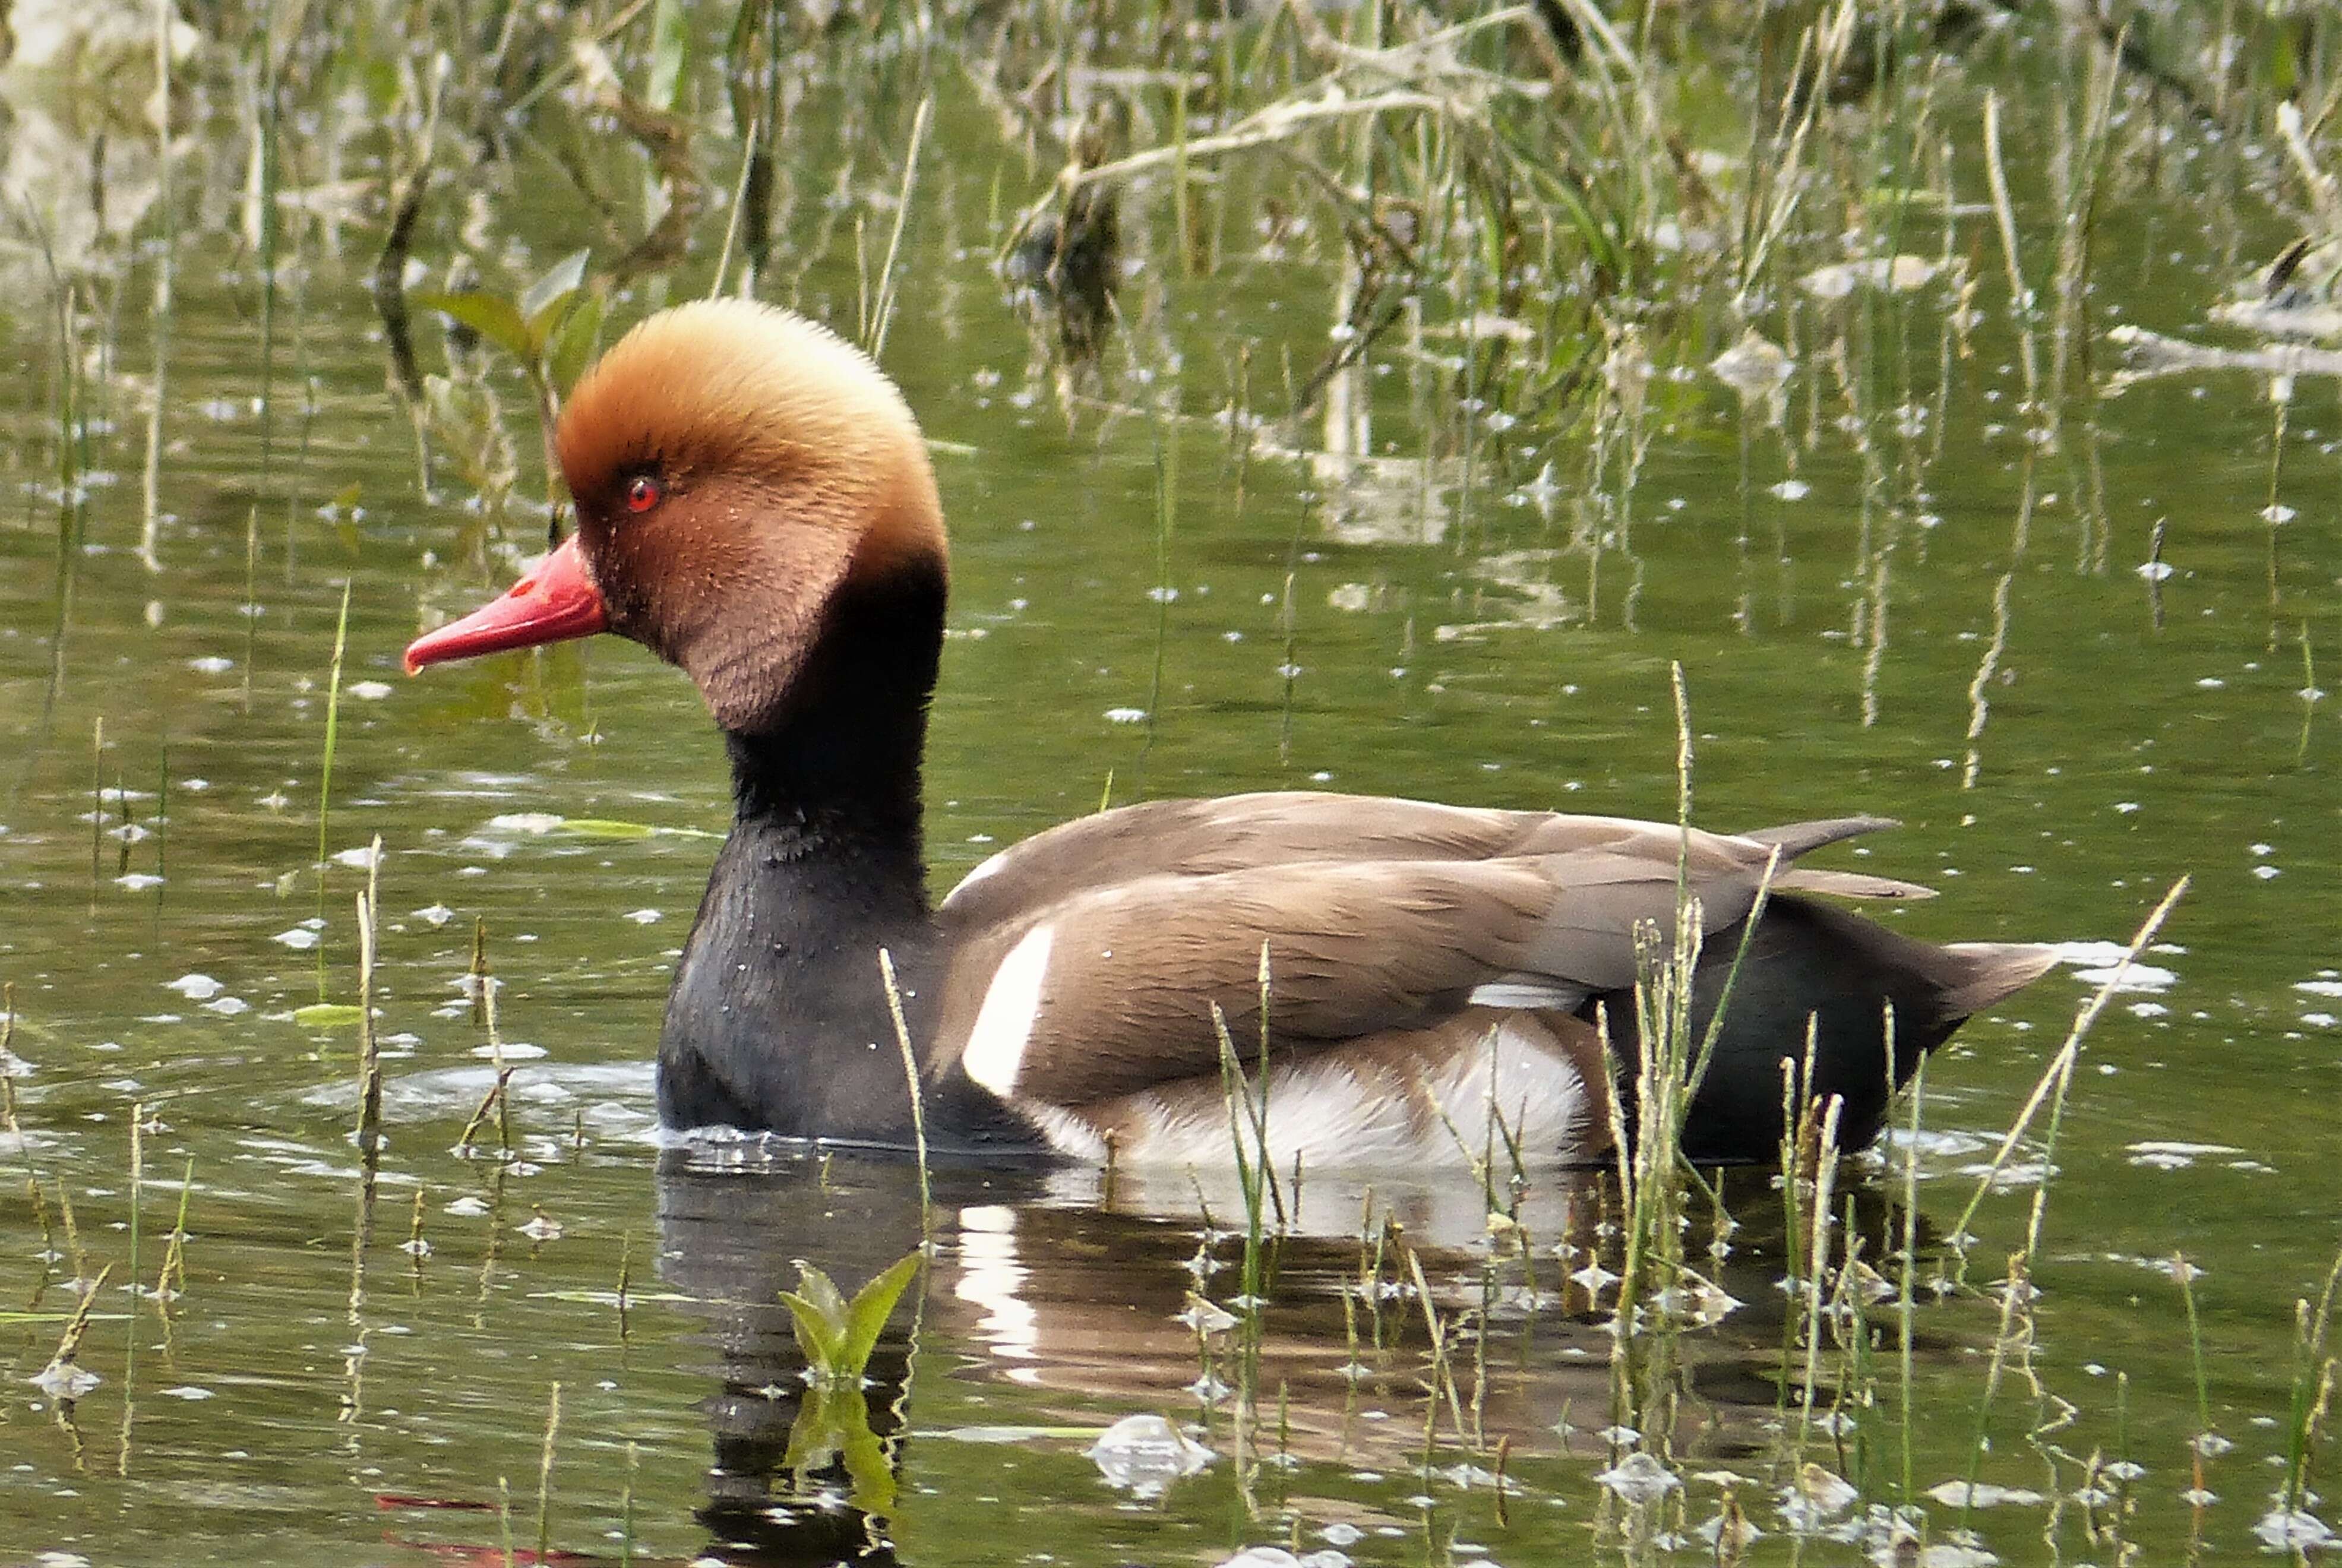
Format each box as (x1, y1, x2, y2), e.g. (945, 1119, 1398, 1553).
(406, 299, 2057, 1168)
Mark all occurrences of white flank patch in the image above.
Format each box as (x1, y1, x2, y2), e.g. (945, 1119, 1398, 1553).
(1466, 977, 1588, 1010)
(1025, 1102, 1110, 1161)
(1230, 1058, 1407, 1168)
(1423, 1020, 1588, 1161)
(962, 924, 1053, 1096)
(1093, 1019, 1594, 1172)
(1096, 1066, 1370, 1168)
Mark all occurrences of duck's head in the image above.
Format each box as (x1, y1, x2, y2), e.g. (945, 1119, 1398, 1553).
(404, 299, 946, 736)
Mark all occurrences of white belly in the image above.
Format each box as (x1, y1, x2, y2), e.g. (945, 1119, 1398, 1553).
(1017, 1014, 1606, 1172)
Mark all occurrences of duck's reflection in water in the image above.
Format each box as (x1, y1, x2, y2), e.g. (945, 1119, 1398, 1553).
(655, 1147, 1938, 1565)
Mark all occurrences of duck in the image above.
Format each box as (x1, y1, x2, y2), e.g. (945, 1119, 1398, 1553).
(404, 298, 2058, 1169)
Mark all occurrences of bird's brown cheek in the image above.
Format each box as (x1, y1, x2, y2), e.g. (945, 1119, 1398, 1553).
(599, 579, 654, 646)
(572, 521, 656, 647)
(595, 504, 745, 663)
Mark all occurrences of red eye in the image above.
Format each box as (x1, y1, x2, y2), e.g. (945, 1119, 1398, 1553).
(624, 475, 662, 513)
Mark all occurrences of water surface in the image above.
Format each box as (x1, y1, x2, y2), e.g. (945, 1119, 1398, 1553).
(2, 8, 2339, 1564)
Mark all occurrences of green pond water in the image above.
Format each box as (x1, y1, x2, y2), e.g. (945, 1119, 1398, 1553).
(2, 10, 2340, 1566)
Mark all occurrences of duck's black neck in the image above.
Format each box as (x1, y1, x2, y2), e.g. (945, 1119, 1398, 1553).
(733, 556, 947, 875)
(720, 590, 935, 845)
(658, 563, 950, 1139)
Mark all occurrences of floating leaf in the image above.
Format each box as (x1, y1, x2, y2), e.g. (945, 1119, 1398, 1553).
(940, 1424, 1113, 1443)
(546, 817, 721, 842)
(530, 1289, 698, 1305)
(1086, 1414, 1213, 1497)
(1709, 328, 1792, 396)
(1864, 185, 1950, 210)
(293, 1004, 368, 1028)
(1799, 255, 1938, 301)
(551, 818, 658, 840)
(32, 1361, 101, 1399)
(1595, 1450, 1682, 1504)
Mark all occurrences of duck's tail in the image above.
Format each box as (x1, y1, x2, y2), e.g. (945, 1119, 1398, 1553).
(1939, 941, 2065, 1017)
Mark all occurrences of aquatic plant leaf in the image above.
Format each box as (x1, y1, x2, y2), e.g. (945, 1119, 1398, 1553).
(780, 1383, 840, 1471)
(419, 374, 519, 501)
(545, 290, 606, 396)
(412, 291, 533, 362)
(835, 1250, 923, 1385)
(777, 1297, 842, 1371)
(780, 1263, 851, 1371)
(722, 0, 763, 65)
(781, 1382, 897, 1515)
(780, 1251, 921, 1387)
(292, 1004, 367, 1028)
(836, 1405, 896, 1515)
(1864, 185, 1946, 210)
(521, 249, 593, 346)
(646, 0, 688, 112)
(795, 1263, 849, 1323)
(1541, 178, 1620, 283)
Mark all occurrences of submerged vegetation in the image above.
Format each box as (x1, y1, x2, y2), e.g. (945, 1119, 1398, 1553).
(0, 0, 2338, 1563)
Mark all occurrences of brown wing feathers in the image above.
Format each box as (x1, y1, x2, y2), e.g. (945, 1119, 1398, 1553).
(938, 792, 1910, 925)
(940, 859, 1557, 1104)
(934, 800, 1925, 1111)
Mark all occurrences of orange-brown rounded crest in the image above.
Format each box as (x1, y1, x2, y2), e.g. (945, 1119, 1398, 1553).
(550, 299, 949, 733)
